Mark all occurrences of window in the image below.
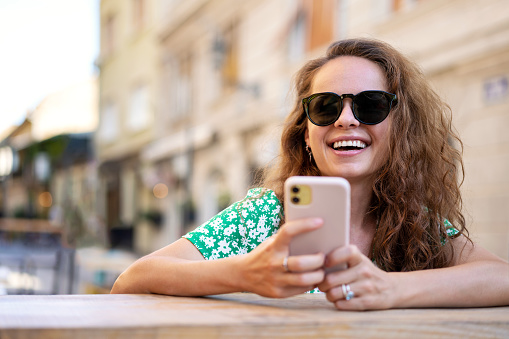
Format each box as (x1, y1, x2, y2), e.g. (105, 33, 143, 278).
(170, 53, 193, 119)
(287, 0, 335, 55)
(221, 23, 238, 89)
(99, 101, 119, 142)
(212, 22, 239, 90)
(305, 0, 334, 51)
(128, 84, 152, 131)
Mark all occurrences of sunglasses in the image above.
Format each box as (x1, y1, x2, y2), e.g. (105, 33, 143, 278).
(302, 90, 397, 126)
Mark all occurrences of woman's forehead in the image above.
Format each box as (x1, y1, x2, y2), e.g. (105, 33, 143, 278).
(311, 56, 389, 94)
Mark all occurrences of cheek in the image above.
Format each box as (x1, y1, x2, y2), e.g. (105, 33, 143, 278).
(306, 123, 326, 148)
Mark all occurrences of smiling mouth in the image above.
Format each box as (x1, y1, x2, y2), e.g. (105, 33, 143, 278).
(331, 140, 367, 151)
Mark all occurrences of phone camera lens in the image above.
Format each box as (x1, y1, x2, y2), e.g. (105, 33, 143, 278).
(292, 186, 300, 193)
(292, 197, 300, 203)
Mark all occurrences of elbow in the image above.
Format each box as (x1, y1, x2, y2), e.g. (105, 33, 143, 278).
(110, 272, 129, 294)
(109, 262, 149, 294)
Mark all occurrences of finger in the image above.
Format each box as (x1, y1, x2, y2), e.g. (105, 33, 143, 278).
(273, 218, 323, 248)
(323, 281, 362, 303)
(284, 270, 325, 288)
(332, 287, 373, 311)
(319, 255, 374, 292)
(286, 253, 325, 273)
(317, 268, 356, 292)
(324, 245, 364, 270)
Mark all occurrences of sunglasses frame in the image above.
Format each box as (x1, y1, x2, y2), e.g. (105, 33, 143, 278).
(302, 90, 397, 126)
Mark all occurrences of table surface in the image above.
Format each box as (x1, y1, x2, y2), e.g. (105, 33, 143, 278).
(1, 293, 508, 339)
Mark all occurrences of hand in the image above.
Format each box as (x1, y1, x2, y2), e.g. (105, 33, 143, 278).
(317, 245, 397, 310)
(239, 218, 326, 298)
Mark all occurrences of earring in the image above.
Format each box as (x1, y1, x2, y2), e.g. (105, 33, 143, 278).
(305, 144, 313, 163)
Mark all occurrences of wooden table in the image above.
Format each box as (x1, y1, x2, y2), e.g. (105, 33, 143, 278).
(1, 293, 508, 338)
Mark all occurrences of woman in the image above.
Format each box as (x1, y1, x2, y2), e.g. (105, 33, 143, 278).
(111, 38, 509, 310)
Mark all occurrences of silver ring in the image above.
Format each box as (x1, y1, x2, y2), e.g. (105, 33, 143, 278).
(341, 284, 354, 301)
(283, 256, 290, 272)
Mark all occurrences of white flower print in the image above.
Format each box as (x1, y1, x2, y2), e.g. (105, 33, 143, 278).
(211, 248, 221, 259)
(211, 217, 223, 232)
(217, 239, 231, 254)
(203, 236, 216, 248)
(257, 232, 269, 243)
(257, 215, 267, 228)
(239, 223, 246, 237)
(241, 237, 249, 247)
(226, 211, 237, 222)
(246, 220, 255, 229)
(248, 229, 258, 239)
(224, 224, 236, 236)
(193, 225, 209, 234)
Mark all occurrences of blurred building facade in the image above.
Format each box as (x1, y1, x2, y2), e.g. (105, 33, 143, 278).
(96, 0, 509, 259)
(1, 77, 99, 238)
(96, 0, 166, 252)
(0, 78, 98, 294)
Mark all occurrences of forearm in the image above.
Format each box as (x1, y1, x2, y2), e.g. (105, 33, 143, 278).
(111, 255, 245, 296)
(393, 260, 509, 308)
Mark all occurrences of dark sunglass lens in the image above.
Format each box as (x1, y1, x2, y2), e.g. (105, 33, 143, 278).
(308, 94, 340, 125)
(354, 91, 390, 124)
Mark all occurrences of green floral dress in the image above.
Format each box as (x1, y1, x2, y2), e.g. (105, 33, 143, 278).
(184, 187, 459, 265)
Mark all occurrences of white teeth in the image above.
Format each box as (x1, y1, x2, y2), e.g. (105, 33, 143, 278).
(333, 140, 367, 150)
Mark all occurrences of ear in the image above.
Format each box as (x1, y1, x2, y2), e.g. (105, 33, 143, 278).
(304, 128, 310, 146)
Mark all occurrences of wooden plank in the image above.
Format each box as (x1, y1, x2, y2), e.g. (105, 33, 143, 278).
(1, 294, 508, 338)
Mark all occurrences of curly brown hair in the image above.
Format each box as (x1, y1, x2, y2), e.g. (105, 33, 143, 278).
(262, 38, 468, 272)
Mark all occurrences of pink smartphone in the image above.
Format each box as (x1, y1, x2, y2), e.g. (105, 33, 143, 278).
(284, 176, 350, 272)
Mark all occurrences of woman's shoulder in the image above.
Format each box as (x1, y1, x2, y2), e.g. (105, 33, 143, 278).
(236, 187, 283, 219)
(245, 187, 279, 201)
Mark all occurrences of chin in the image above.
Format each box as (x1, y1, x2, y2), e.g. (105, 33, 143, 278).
(319, 169, 372, 182)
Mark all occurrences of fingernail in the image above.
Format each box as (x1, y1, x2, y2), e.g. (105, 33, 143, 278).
(312, 218, 323, 226)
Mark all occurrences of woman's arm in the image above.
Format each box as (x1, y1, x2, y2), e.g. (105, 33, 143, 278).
(393, 236, 509, 308)
(111, 218, 326, 297)
(317, 238, 509, 310)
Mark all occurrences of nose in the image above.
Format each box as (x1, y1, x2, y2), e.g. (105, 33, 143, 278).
(334, 99, 360, 128)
